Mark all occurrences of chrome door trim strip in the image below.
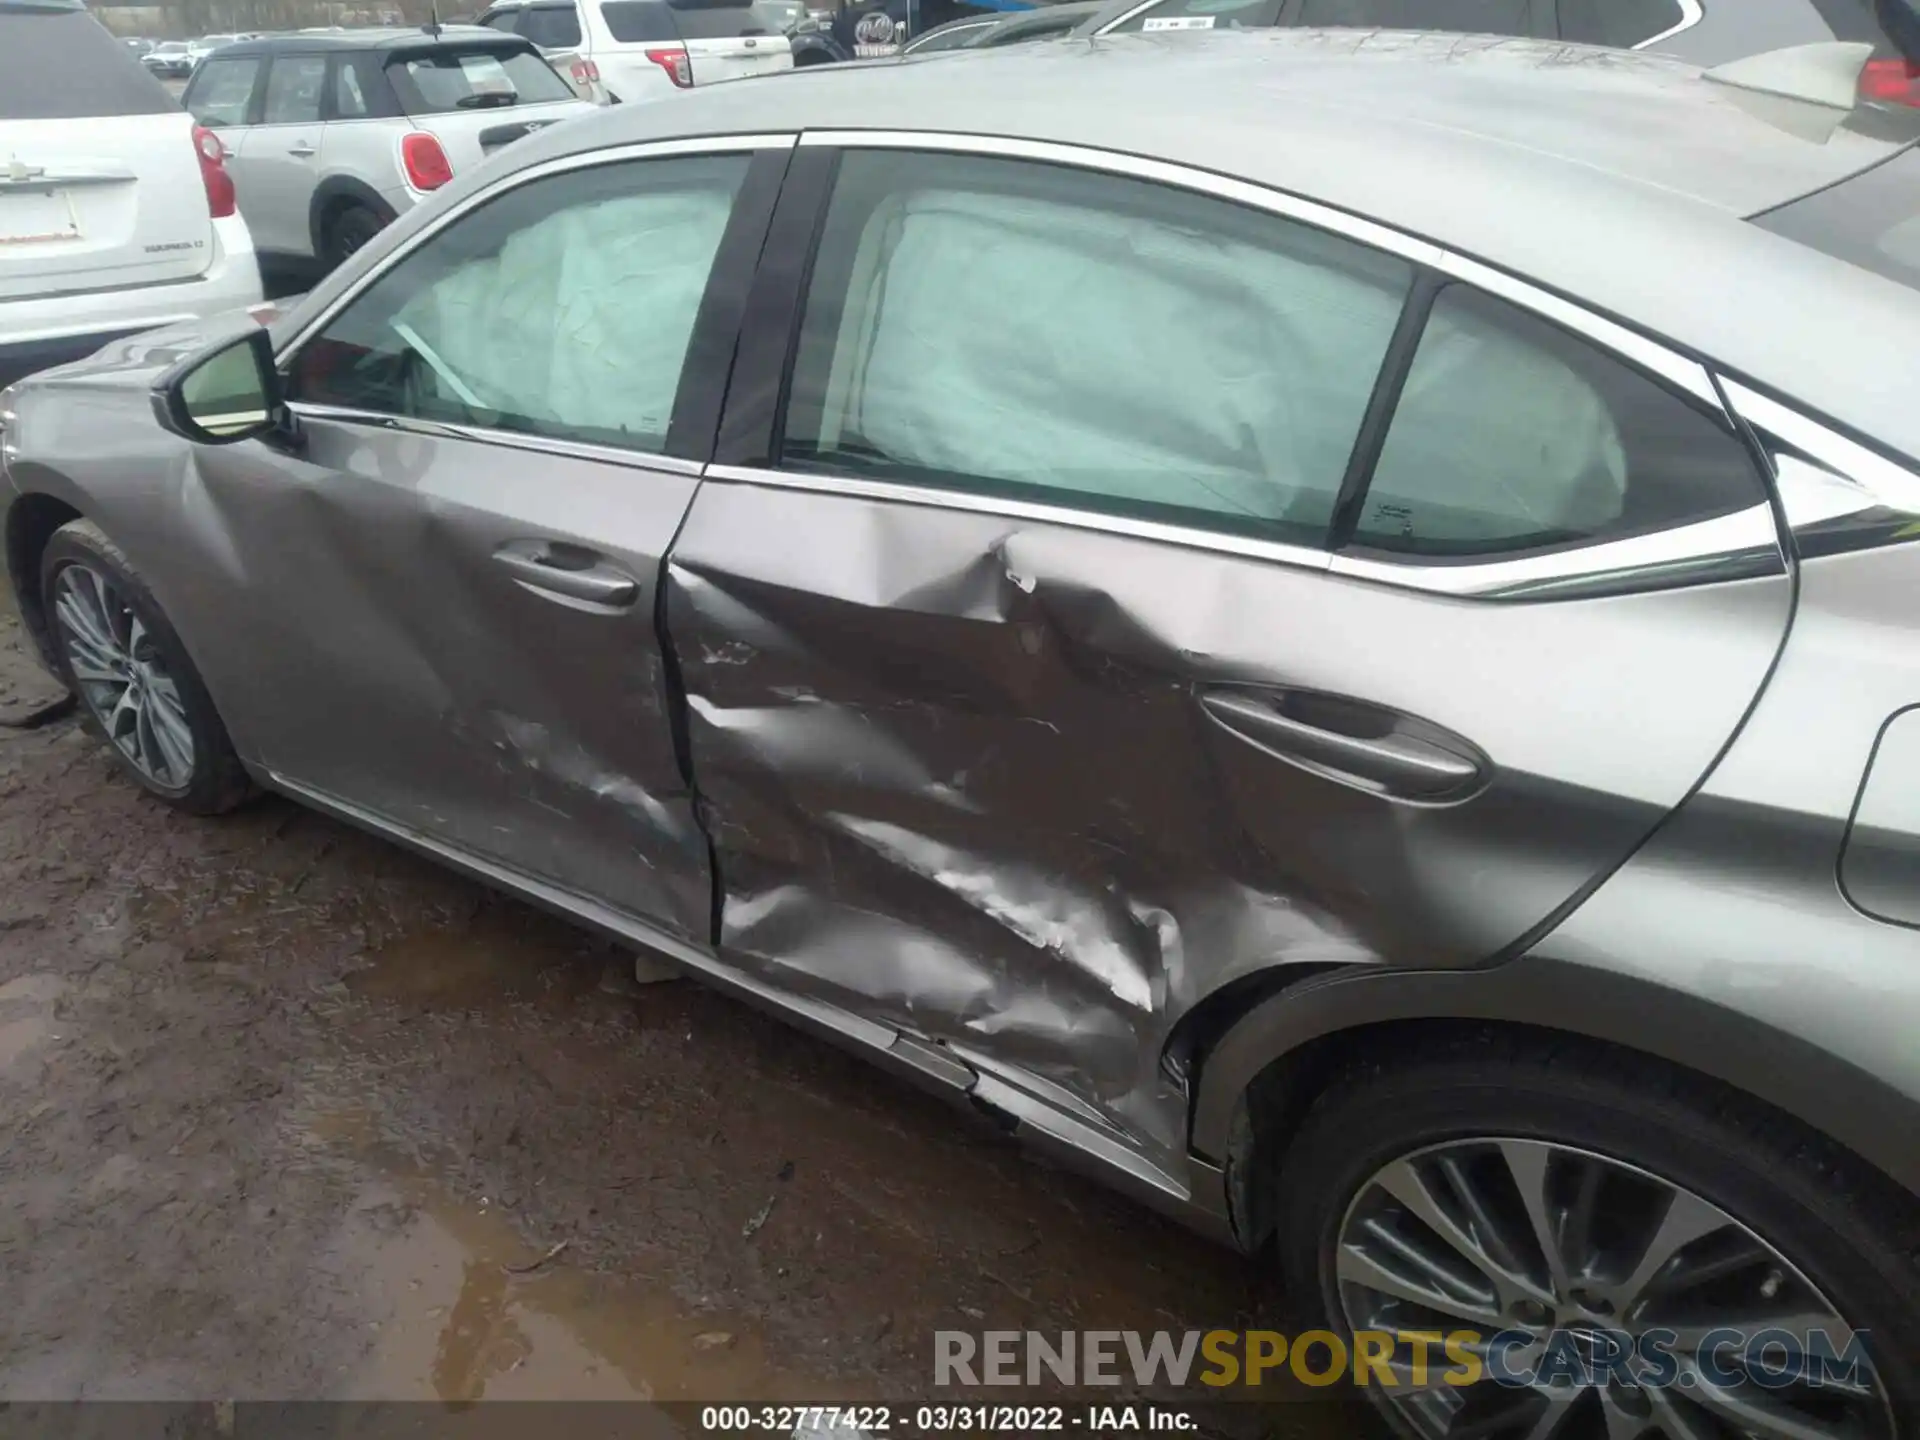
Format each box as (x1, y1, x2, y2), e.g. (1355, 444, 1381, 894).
(1634, 0, 1704, 50)
(706, 468, 1780, 599)
(1329, 502, 1784, 599)
(274, 132, 800, 368)
(1088, 2, 1704, 48)
(701, 463, 1337, 573)
(289, 400, 708, 476)
(796, 129, 1727, 416)
(1721, 379, 1920, 520)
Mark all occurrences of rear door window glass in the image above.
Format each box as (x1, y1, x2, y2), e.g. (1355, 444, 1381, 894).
(663, 0, 778, 37)
(1555, 0, 1684, 46)
(1103, 0, 1283, 33)
(599, 0, 679, 39)
(0, 5, 174, 119)
(187, 55, 261, 126)
(782, 149, 1413, 545)
(1349, 285, 1762, 558)
(1295, 0, 1535, 34)
(386, 46, 574, 111)
(521, 4, 586, 45)
(261, 54, 328, 124)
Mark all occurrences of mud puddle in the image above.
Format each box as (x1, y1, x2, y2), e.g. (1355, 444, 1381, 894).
(312, 1109, 857, 1408)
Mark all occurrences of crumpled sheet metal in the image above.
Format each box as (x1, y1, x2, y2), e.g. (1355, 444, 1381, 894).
(667, 486, 1379, 1166)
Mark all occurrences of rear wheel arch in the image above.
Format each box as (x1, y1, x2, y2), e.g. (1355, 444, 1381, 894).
(308, 177, 398, 261)
(1192, 964, 1920, 1250)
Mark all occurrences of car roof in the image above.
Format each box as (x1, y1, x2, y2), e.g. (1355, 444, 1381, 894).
(216, 24, 534, 55)
(311, 29, 1920, 464)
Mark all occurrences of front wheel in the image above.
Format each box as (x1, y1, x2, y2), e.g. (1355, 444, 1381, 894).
(41, 519, 252, 815)
(1273, 1035, 1920, 1440)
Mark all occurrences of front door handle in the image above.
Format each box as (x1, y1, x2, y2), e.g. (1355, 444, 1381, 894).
(492, 539, 639, 609)
(1200, 688, 1488, 803)
(287, 143, 317, 158)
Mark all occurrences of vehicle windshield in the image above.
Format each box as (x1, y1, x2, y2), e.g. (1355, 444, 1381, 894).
(0, 5, 175, 118)
(154, 40, 188, 52)
(1753, 148, 1920, 294)
(385, 44, 574, 111)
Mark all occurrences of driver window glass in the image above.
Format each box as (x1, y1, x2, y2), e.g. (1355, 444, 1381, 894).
(287, 154, 750, 454)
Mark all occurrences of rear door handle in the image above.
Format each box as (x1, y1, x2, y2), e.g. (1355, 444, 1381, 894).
(492, 539, 639, 609)
(1200, 688, 1487, 802)
(287, 143, 317, 158)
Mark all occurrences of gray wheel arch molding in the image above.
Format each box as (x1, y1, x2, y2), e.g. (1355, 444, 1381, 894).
(1192, 956, 1920, 1250)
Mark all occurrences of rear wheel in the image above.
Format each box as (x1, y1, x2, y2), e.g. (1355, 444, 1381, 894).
(322, 201, 387, 271)
(40, 520, 251, 815)
(1272, 1035, 1920, 1440)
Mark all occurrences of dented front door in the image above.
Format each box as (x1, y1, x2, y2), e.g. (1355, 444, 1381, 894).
(188, 422, 713, 940)
(175, 149, 766, 942)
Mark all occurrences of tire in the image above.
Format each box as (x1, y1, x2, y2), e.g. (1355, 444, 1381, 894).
(40, 519, 252, 816)
(321, 201, 387, 272)
(1272, 1032, 1920, 1440)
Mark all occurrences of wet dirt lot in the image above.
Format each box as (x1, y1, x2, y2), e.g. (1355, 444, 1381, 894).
(0, 586, 1347, 1433)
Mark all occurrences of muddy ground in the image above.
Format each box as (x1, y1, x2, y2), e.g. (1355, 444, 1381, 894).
(0, 585, 1359, 1435)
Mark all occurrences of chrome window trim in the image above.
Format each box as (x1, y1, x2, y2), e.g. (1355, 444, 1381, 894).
(273, 132, 799, 368)
(289, 400, 707, 476)
(1329, 503, 1784, 599)
(1090, 0, 1705, 49)
(1720, 379, 1920, 523)
(718, 131, 1761, 599)
(1632, 0, 1703, 50)
(795, 129, 1727, 414)
(701, 464, 1339, 573)
(704, 467, 1783, 599)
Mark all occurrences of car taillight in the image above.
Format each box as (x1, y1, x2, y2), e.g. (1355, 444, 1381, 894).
(1861, 57, 1920, 107)
(569, 56, 601, 85)
(192, 124, 236, 219)
(644, 45, 693, 88)
(400, 131, 454, 192)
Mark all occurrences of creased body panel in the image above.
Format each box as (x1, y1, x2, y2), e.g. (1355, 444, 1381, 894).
(170, 418, 712, 940)
(665, 480, 1792, 1163)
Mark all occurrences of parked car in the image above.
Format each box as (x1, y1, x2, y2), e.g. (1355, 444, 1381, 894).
(0, 0, 259, 387)
(826, 0, 1083, 57)
(11, 29, 1920, 1439)
(143, 39, 195, 76)
(475, 0, 613, 99)
(474, 0, 792, 101)
(121, 36, 156, 56)
(1069, 0, 1920, 89)
(903, 0, 1101, 50)
(186, 33, 254, 69)
(181, 28, 590, 272)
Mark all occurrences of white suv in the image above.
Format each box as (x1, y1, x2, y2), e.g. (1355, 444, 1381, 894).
(0, 0, 261, 387)
(476, 0, 793, 104)
(182, 28, 591, 273)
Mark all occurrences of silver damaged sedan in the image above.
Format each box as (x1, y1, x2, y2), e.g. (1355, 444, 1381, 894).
(6, 28, 1920, 1438)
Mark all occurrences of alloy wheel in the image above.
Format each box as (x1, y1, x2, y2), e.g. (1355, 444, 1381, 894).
(51, 562, 196, 789)
(1334, 1137, 1896, 1440)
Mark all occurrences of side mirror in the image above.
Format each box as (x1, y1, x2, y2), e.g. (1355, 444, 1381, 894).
(151, 327, 288, 446)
